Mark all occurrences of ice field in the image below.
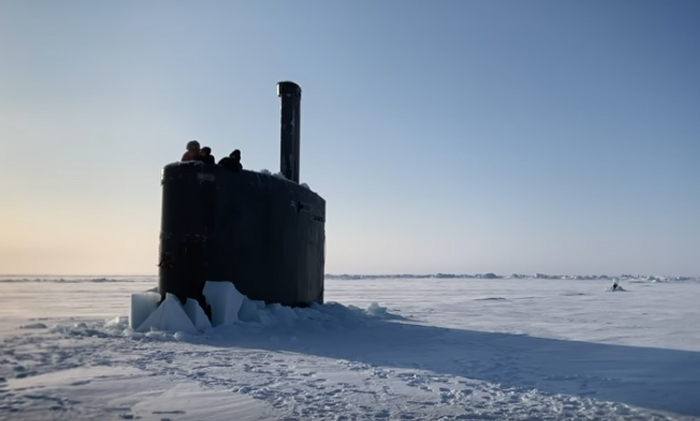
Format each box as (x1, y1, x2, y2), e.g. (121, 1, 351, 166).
(1, 276, 699, 420)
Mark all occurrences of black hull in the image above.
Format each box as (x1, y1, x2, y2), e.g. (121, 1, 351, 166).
(158, 162, 326, 307)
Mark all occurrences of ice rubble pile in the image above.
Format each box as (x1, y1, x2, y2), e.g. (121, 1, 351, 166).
(131, 282, 258, 333)
(131, 282, 346, 333)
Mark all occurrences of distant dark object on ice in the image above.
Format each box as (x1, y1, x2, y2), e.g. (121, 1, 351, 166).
(608, 280, 626, 292)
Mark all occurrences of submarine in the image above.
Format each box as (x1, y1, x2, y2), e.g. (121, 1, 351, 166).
(157, 81, 326, 317)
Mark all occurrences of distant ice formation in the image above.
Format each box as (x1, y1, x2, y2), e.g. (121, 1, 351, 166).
(324, 273, 697, 282)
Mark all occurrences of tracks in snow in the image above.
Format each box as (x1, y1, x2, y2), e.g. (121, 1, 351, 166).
(0, 319, 694, 421)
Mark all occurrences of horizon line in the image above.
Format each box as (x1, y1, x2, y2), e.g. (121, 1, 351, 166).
(1, 272, 698, 278)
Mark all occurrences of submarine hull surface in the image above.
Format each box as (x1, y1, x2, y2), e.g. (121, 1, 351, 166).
(159, 162, 325, 307)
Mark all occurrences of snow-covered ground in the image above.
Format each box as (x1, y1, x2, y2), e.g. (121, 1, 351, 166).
(1, 276, 699, 420)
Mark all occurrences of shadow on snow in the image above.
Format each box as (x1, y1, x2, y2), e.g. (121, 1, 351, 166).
(202, 303, 700, 417)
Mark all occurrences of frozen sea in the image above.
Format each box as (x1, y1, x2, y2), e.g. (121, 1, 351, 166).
(0, 276, 699, 420)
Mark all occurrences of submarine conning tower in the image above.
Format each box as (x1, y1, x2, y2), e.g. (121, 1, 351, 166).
(158, 81, 326, 310)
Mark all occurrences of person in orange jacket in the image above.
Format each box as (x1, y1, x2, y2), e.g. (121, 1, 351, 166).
(181, 140, 201, 161)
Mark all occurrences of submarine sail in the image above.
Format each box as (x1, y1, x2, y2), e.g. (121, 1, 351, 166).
(158, 81, 326, 311)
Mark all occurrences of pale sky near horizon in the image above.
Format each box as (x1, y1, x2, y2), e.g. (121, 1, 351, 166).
(1, 0, 699, 276)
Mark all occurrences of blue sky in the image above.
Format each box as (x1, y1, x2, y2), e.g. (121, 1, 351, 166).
(1, 0, 698, 276)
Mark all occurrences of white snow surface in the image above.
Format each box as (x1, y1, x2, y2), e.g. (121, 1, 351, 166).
(1, 276, 699, 420)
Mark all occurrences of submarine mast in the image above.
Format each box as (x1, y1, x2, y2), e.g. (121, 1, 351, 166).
(278, 81, 302, 183)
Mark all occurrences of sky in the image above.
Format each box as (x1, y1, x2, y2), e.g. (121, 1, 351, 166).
(1, 0, 699, 276)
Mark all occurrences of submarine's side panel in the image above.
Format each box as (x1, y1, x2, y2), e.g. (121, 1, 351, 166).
(159, 161, 325, 307)
(292, 185, 325, 305)
(157, 164, 326, 307)
(158, 161, 216, 303)
(273, 179, 325, 305)
(210, 170, 325, 306)
(207, 168, 271, 299)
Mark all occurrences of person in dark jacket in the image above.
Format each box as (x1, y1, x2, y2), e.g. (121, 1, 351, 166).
(218, 149, 243, 171)
(199, 146, 215, 164)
